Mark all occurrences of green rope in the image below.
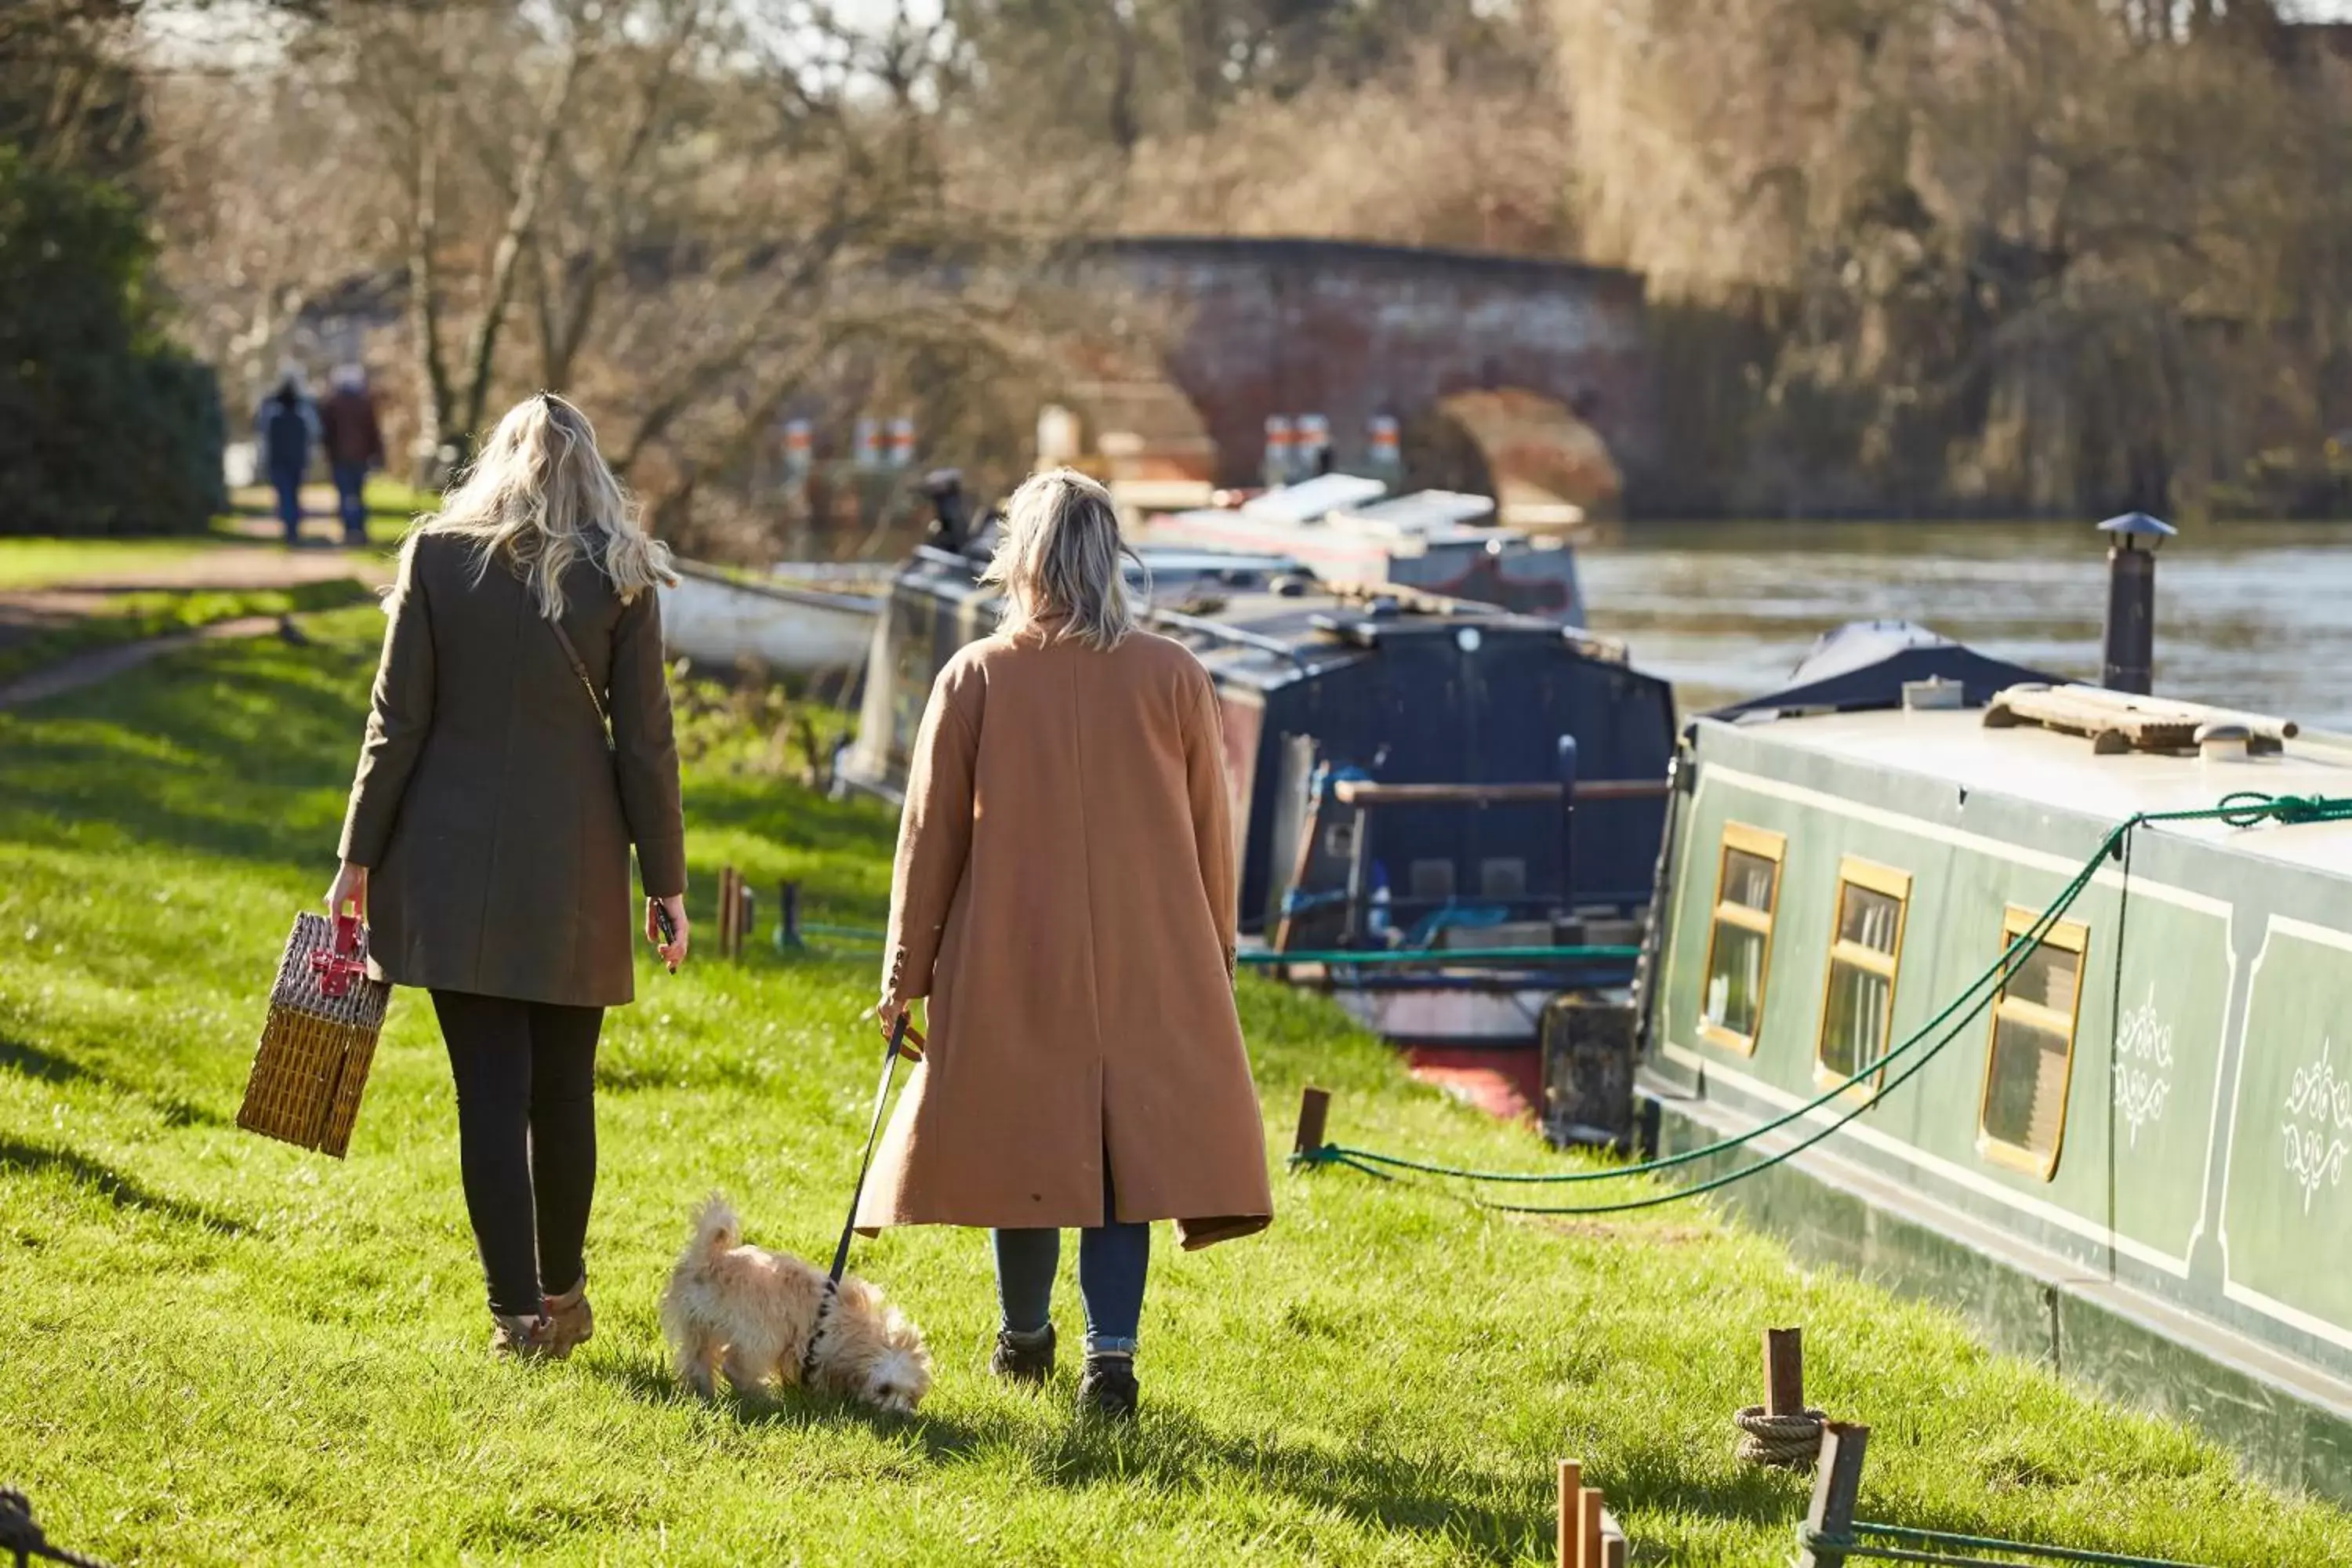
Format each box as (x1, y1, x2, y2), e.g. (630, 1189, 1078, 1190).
(1291, 792, 2352, 1211)
(801, 922, 886, 942)
(1800, 1520, 2216, 1568)
(1239, 946, 1640, 966)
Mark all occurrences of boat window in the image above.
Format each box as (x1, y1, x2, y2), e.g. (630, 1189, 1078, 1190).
(1977, 906, 2090, 1179)
(1700, 822, 1784, 1053)
(1816, 859, 1911, 1093)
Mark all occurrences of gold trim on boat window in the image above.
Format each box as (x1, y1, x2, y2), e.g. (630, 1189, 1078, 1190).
(1698, 822, 1785, 1054)
(1813, 857, 1912, 1098)
(1976, 905, 2090, 1181)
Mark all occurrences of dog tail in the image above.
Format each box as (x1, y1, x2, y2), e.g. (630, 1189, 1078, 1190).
(689, 1192, 740, 1259)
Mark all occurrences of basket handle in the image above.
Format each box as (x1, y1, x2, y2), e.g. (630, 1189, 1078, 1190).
(312, 907, 369, 996)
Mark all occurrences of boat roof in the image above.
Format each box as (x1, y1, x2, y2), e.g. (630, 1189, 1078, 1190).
(1330, 490, 1499, 535)
(1705, 701, 2352, 874)
(1237, 474, 1389, 523)
(1163, 584, 1646, 691)
(1710, 619, 2055, 717)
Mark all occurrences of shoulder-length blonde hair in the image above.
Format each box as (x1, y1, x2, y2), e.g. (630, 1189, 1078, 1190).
(405, 392, 673, 619)
(980, 467, 1139, 651)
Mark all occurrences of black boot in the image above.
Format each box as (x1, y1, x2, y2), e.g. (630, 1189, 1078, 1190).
(989, 1323, 1055, 1386)
(1077, 1353, 1138, 1419)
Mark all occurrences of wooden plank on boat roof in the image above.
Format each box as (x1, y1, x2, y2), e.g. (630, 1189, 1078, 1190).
(1986, 684, 2298, 753)
(1986, 686, 2198, 751)
(2053, 685, 2301, 740)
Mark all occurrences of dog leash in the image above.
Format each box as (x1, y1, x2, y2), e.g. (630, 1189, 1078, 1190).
(800, 1010, 923, 1389)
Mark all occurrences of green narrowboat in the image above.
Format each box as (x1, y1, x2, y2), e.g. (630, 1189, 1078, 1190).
(1643, 662, 2352, 1503)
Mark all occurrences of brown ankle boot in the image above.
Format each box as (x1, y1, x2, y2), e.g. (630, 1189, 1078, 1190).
(543, 1276, 593, 1359)
(488, 1312, 560, 1361)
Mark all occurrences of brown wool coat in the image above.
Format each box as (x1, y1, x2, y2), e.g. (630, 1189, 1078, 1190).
(853, 624, 1275, 1250)
(338, 532, 686, 1007)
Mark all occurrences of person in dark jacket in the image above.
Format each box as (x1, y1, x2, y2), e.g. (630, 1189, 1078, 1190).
(257, 371, 319, 543)
(328, 391, 691, 1359)
(321, 365, 387, 546)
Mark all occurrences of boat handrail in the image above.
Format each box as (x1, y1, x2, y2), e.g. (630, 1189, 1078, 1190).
(670, 558, 880, 614)
(1330, 778, 1669, 807)
(1148, 607, 1310, 666)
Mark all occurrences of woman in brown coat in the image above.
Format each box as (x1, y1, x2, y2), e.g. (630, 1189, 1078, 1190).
(864, 467, 1272, 1417)
(328, 394, 689, 1359)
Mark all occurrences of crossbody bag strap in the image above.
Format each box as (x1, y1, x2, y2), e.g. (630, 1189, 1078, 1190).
(545, 615, 617, 754)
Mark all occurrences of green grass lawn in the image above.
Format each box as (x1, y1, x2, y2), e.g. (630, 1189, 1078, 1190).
(1, 611, 2347, 1566)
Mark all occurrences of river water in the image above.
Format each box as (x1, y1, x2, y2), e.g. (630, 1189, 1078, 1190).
(1576, 520, 2352, 728)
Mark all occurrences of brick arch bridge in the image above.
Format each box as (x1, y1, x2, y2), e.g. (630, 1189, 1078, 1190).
(1083, 236, 1658, 501)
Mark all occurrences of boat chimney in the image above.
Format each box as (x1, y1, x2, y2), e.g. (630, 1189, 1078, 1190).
(2096, 511, 2176, 695)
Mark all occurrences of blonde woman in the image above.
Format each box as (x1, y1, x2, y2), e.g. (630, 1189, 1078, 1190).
(861, 467, 1272, 1418)
(328, 393, 690, 1359)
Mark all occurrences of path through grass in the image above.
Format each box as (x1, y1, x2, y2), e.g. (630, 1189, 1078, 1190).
(0, 536, 230, 591)
(1, 610, 2347, 1565)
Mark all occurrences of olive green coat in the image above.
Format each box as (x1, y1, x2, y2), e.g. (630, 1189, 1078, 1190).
(338, 532, 686, 1007)
(854, 625, 1274, 1250)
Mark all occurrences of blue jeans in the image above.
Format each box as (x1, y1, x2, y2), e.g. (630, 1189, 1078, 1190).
(332, 461, 369, 541)
(992, 1161, 1150, 1356)
(270, 463, 305, 541)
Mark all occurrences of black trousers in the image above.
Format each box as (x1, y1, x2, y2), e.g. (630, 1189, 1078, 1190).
(430, 989, 604, 1318)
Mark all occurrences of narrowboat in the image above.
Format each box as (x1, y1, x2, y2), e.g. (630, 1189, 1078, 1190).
(1641, 631, 2352, 1501)
(840, 538, 1679, 1099)
(1141, 474, 1589, 623)
(658, 561, 879, 677)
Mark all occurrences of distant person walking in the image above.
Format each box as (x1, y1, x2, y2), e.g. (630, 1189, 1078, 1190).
(257, 369, 319, 544)
(860, 467, 1273, 1419)
(321, 365, 387, 546)
(328, 392, 690, 1360)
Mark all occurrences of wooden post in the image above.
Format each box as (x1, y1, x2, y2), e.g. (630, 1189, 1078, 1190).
(1765, 1326, 1805, 1417)
(1293, 1087, 1331, 1161)
(1599, 1509, 1628, 1568)
(1555, 1461, 1579, 1568)
(1795, 1421, 1870, 1568)
(1577, 1488, 1604, 1568)
(717, 866, 742, 959)
(776, 880, 802, 952)
(739, 883, 756, 959)
(715, 867, 731, 958)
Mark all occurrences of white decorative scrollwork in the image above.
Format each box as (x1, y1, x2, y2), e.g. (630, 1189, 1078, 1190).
(2114, 983, 2172, 1149)
(2281, 1038, 2352, 1214)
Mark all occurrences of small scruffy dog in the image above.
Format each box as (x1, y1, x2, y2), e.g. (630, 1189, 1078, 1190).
(659, 1195, 932, 1415)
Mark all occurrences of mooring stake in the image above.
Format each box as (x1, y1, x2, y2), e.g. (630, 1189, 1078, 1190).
(717, 866, 742, 960)
(1766, 1326, 1804, 1417)
(776, 879, 803, 952)
(1293, 1086, 1330, 1161)
(1555, 1460, 1579, 1568)
(1795, 1421, 1870, 1568)
(1552, 1461, 1627, 1568)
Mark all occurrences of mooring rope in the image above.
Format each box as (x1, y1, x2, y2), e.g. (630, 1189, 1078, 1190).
(1294, 827, 2108, 1191)
(0, 1489, 112, 1568)
(1290, 793, 2352, 1218)
(1733, 1405, 1827, 1467)
(1796, 1520, 2216, 1568)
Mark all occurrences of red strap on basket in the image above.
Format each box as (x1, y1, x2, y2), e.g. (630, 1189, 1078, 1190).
(311, 910, 368, 997)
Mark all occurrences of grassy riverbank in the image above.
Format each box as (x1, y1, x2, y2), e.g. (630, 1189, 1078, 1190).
(1, 609, 2347, 1566)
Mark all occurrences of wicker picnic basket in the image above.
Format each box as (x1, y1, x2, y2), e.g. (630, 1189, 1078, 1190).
(237, 911, 390, 1158)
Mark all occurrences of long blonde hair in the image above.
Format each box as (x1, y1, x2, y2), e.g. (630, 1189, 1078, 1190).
(406, 393, 673, 619)
(981, 467, 1138, 651)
